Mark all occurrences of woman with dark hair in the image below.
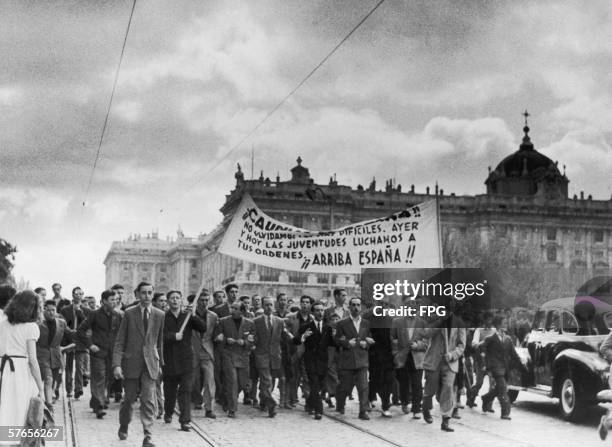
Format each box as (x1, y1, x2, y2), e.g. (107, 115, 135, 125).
(0, 290, 45, 436)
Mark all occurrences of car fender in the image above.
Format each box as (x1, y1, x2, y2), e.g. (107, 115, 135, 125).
(553, 349, 608, 374)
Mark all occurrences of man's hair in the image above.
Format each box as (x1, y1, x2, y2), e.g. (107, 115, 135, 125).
(493, 315, 506, 328)
(199, 288, 210, 297)
(239, 295, 250, 302)
(186, 294, 197, 304)
(34, 287, 45, 294)
(224, 283, 238, 294)
(111, 284, 124, 291)
(72, 286, 82, 295)
(0, 284, 17, 309)
(153, 292, 166, 302)
(101, 289, 116, 302)
(51, 283, 61, 289)
(276, 292, 286, 301)
(300, 295, 314, 305)
(333, 288, 346, 298)
(136, 281, 153, 292)
(166, 290, 182, 300)
(311, 300, 325, 312)
(44, 299, 57, 308)
(262, 296, 274, 305)
(213, 290, 225, 299)
(348, 297, 361, 306)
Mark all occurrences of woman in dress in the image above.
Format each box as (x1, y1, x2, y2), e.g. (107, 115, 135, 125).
(0, 290, 45, 443)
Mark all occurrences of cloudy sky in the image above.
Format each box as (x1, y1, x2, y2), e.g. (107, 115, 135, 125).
(2, 0, 612, 295)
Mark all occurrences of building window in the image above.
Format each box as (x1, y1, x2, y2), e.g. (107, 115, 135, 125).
(575, 250, 582, 257)
(547, 246, 557, 262)
(497, 226, 507, 237)
(293, 215, 303, 228)
(160, 277, 166, 282)
(160, 266, 166, 273)
(191, 274, 197, 279)
(595, 230, 605, 243)
(547, 228, 556, 241)
(191, 260, 197, 269)
(574, 231, 581, 242)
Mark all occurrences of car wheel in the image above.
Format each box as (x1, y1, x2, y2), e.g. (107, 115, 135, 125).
(558, 371, 585, 421)
(508, 390, 519, 403)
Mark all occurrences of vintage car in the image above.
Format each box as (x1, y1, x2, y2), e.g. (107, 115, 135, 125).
(508, 277, 612, 421)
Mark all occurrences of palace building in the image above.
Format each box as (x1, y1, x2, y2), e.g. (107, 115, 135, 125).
(104, 121, 612, 302)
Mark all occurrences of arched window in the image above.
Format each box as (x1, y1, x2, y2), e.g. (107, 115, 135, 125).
(546, 246, 557, 262)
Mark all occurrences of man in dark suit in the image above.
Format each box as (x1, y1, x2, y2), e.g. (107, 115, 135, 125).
(209, 289, 230, 409)
(294, 300, 334, 420)
(162, 290, 206, 431)
(479, 315, 525, 419)
(77, 289, 122, 418)
(334, 297, 374, 420)
(253, 296, 287, 417)
(286, 295, 313, 407)
(61, 286, 90, 399)
(214, 300, 255, 417)
(363, 301, 395, 417)
(113, 282, 164, 447)
(37, 300, 74, 407)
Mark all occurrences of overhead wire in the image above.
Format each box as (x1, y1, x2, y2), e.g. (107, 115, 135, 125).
(82, 0, 138, 208)
(183, 0, 387, 192)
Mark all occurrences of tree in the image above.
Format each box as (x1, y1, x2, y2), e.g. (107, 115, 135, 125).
(0, 238, 17, 285)
(443, 228, 572, 309)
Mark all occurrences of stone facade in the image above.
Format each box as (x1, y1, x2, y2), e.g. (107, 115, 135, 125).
(104, 124, 612, 303)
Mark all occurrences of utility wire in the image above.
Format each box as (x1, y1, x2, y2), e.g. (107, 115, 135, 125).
(82, 0, 138, 208)
(187, 0, 387, 189)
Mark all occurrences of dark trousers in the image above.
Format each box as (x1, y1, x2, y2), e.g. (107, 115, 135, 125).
(368, 365, 394, 411)
(257, 366, 282, 410)
(65, 350, 88, 394)
(164, 371, 194, 424)
(90, 355, 112, 411)
(223, 364, 249, 412)
(336, 367, 368, 413)
(214, 348, 226, 406)
(481, 373, 510, 416)
(468, 355, 486, 402)
(306, 371, 326, 415)
(396, 356, 423, 412)
(120, 372, 156, 435)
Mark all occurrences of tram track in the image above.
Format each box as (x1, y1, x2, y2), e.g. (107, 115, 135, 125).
(294, 402, 405, 447)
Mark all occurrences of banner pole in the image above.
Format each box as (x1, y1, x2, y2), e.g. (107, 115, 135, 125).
(436, 194, 443, 268)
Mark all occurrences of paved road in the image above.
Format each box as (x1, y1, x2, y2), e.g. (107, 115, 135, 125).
(68, 387, 607, 447)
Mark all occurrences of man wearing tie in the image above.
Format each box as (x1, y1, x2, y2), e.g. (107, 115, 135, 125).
(295, 301, 334, 420)
(253, 296, 287, 417)
(113, 282, 164, 447)
(334, 297, 374, 420)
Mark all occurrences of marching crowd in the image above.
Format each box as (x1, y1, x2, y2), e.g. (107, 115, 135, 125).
(0, 282, 531, 447)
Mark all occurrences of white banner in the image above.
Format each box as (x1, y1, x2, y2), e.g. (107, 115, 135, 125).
(218, 194, 442, 273)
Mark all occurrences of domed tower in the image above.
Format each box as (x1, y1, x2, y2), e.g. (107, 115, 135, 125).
(485, 112, 568, 199)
